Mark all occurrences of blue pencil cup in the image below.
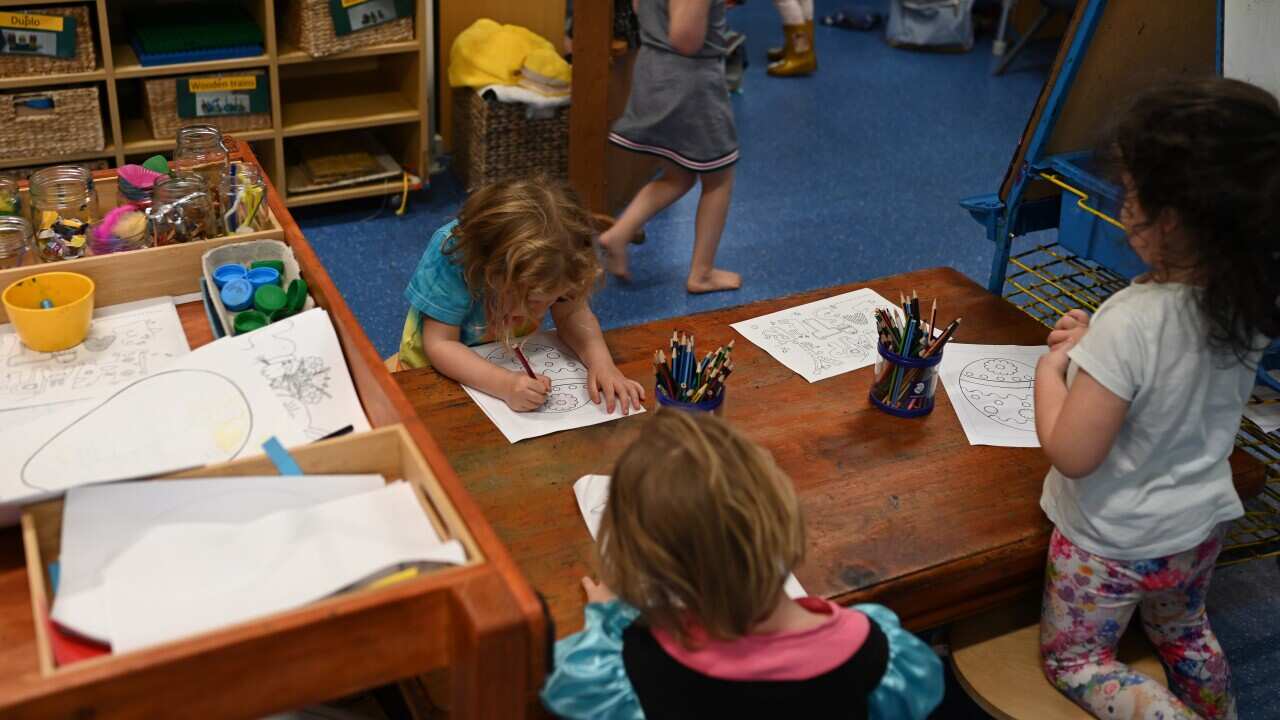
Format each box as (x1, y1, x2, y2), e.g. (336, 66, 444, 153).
(869, 343, 943, 418)
(655, 384, 726, 415)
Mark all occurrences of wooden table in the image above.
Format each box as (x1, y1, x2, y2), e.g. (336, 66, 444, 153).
(396, 267, 1267, 636)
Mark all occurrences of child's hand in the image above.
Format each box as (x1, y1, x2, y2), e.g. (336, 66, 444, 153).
(505, 371, 551, 411)
(1038, 345, 1071, 377)
(1047, 309, 1090, 351)
(581, 576, 617, 604)
(588, 363, 646, 415)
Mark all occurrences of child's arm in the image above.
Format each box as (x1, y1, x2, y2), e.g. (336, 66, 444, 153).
(421, 318, 551, 411)
(540, 579, 643, 720)
(668, 0, 712, 55)
(855, 604, 944, 720)
(1035, 346, 1130, 479)
(552, 301, 645, 414)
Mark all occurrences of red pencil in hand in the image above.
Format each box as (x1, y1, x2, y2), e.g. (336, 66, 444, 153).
(513, 344, 536, 379)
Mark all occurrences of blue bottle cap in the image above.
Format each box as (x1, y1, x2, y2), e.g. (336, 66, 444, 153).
(220, 278, 254, 312)
(245, 266, 281, 290)
(213, 263, 247, 289)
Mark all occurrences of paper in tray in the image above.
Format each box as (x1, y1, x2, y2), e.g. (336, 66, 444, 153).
(201, 240, 315, 336)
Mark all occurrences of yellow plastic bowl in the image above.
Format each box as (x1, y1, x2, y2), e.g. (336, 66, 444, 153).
(2, 272, 95, 352)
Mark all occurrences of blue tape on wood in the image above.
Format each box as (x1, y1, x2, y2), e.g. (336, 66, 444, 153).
(262, 437, 303, 476)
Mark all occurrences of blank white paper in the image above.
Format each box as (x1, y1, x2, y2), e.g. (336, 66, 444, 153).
(573, 475, 807, 599)
(938, 343, 1048, 448)
(731, 288, 900, 383)
(462, 332, 643, 443)
(1244, 385, 1280, 435)
(102, 481, 467, 653)
(52, 474, 388, 643)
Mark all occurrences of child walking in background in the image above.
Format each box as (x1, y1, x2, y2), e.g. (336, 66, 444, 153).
(1035, 77, 1280, 720)
(767, 0, 817, 76)
(599, 0, 742, 294)
(398, 178, 644, 414)
(541, 409, 944, 718)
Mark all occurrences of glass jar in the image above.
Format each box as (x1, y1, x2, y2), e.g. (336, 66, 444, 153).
(0, 216, 34, 269)
(174, 125, 231, 234)
(89, 210, 153, 255)
(220, 163, 268, 233)
(28, 165, 97, 262)
(149, 173, 216, 245)
(0, 177, 19, 217)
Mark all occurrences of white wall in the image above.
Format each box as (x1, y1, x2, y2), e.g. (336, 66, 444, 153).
(1223, 0, 1280, 101)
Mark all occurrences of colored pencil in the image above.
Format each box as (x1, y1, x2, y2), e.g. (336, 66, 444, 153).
(513, 344, 536, 379)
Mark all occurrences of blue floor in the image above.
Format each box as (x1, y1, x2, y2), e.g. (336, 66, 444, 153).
(297, 2, 1280, 716)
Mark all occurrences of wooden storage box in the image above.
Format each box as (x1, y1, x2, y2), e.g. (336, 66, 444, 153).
(0, 6, 97, 78)
(452, 88, 569, 191)
(142, 71, 273, 141)
(0, 172, 284, 323)
(22, 424, 481, 675)
(0, 85, 104, 161)
(285, 0, 414, 58)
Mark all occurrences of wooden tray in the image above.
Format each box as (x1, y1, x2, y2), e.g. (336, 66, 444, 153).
(22, 423, 482, 675)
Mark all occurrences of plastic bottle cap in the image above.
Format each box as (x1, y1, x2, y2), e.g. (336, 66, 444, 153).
(220, 278, 254, 312)
(251, 259, 285, 275)
(245, 266, 281, 289)
(213, 263, 248, 289)
(285, 278, 308, 315)
(254, 284, 287, 315)
(233, 310, 269, 335)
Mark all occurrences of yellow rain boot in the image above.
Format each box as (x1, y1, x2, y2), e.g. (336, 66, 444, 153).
(767, 20, 816, 77)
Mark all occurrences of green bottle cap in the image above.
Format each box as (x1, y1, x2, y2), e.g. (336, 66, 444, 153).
(233, 310, 269, 334)
(254, 284, 287, 315)
(285, 277, 308, 315)
(142, 155, 170, 175)
(251, 259, 285, 275)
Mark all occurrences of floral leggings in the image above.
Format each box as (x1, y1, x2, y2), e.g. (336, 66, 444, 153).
(1040, 527, 1236, 720)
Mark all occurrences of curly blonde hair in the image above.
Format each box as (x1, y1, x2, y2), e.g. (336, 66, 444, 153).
(599, 409, 805, 644)
(446, 177, 601, 343)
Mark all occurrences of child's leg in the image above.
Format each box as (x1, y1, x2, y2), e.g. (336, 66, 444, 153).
(1040, 530, 1199, 719)
(1139, 529, 1237, 720)
(799, 0, 814, 21)
(598, 160, 697, 280)
(687, 166, 740, 293)
(772, 0, 805, 24)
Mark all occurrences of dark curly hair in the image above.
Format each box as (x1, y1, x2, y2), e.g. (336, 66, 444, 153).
(1099, 77, 1280, 359)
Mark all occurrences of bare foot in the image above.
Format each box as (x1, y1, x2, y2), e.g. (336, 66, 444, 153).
(598, 232, 632, 281)
(686, 268, 742, 294)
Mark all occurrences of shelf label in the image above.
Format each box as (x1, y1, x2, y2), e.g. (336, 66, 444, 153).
(328, 0, 412, 36)
(177, 73, 268, 119)
(0, 12, 76, 59)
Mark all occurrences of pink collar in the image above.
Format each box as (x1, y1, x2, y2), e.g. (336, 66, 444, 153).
(650, 598, 871, 681)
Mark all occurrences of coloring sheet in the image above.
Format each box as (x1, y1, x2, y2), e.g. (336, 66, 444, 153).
(102, 481, 466, 653)
(0, 297, 189, 411)
(191, 308, 370, 440)
(938, 343, 1049, 448)
(462, 332, 643, 443)
(0, 332, 308, 510)
(730, 288, 900, 383)
(53, 474, 388, 643)
(573, 475, 807, 599)
(1244, 385, 1280, 435)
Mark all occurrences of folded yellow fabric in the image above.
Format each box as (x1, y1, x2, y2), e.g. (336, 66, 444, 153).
(449, 18, 572, 88)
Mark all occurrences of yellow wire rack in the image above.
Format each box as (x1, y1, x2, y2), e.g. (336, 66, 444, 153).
(1002, 239, 1280, 564)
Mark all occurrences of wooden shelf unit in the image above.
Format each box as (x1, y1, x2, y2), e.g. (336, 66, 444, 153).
(0, 0, 432, 207)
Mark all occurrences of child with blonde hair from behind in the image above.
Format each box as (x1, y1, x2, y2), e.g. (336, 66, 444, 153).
(398, 177, 643, 414)
(542, 409, 944, 718)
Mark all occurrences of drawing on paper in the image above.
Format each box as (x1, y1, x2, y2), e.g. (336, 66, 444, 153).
(485, 342, 590, 415)
(0, 306, 188, 411)
(957, 358, 1036, 431)
(236, 319, 335, 438)
(19, 369, 253, 491)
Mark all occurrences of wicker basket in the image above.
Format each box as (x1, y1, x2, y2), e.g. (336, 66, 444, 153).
(142, 71, 272, 141)
(0, 85, 104, 161)
(285, 0, 413, 58)
(452, 89, 569, 191)
(0, 6, 97, 78)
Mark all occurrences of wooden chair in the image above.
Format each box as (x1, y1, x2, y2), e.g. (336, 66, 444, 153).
(950, 595, 1169, 719)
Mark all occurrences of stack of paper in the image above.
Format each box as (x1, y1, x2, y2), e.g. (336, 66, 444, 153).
(0, 308, 371, 513)
(53, 477, 466, 653)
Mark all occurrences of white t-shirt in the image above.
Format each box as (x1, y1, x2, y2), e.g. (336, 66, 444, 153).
(1040, 281, 1258, 560)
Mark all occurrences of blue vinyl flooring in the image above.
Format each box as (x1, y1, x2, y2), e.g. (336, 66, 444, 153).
(296, 2, 1280, 716)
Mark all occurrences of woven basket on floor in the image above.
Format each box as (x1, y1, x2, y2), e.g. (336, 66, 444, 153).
(0, 85, 104, 161)
(452, 89, 569, 191)
(285, 0, 413, 58)
(142, 71, 272, 141)
(0, 6, 97, 78)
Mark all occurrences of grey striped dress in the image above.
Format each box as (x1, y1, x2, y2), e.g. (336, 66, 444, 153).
(609, 0, 739, 173)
